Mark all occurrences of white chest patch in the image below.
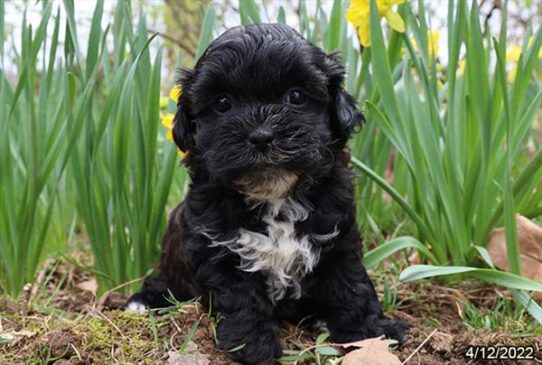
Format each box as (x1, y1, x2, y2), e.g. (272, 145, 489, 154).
(207, 198, 338, 302)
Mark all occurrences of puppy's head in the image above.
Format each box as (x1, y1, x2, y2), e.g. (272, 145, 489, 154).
(174, 23, 363, 201)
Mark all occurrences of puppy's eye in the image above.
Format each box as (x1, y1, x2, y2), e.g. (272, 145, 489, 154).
(213, 96, 232, 114)
(287, 89, 308, 105)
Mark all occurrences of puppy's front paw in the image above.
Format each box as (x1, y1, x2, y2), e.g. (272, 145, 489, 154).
(217, 320, 282, 364)
(377, 317, 411, 344)
(329, 316, 410, 344)
(124, 300, 147, 315)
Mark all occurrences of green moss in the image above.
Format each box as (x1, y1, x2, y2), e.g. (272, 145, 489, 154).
(71, 311, 170, 362)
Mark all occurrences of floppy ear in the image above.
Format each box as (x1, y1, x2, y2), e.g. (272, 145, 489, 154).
(325, 53, 365, 143)
(332, 90, 364, 140)
(172, 70, 196, 153)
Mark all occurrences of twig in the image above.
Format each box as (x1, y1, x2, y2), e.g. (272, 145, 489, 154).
(147, 29, 196, 58)
(71, 343, 82, 361)
(90, 308, 126, 339)
(401, 328, 438, 365)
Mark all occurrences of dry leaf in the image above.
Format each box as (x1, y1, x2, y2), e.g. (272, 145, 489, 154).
(487, 215, 542, 300)
(340, 337, 401, 365)
(166, 351, 210, 365)
(0, 330, 36, 345)
(76, 278, 97, 296)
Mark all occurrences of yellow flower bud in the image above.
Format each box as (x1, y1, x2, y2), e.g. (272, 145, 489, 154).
(169, 85, 182, 102)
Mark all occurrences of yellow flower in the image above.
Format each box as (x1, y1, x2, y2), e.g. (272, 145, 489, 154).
(457, 59, 466, 77)
(161, 113, 174, 129)
(159, 96, 169, 110)
(505, 45, 521, 83)
(161, 85, 185, 158)
(411, 30, 440, 59)
(428, 30, 440, 58)
(160, 112, 186, 158)
(169, 85, 182, 102)
(346, 0, 406, 47)
(506, 45, 522, 63)
(505, 39, 542, 83)
(166, 128, 174, 142)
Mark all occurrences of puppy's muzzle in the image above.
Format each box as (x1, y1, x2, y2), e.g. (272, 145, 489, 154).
(248, 126, 275, 152)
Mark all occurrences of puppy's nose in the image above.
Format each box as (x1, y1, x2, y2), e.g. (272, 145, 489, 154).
(248, 128, 274, 150)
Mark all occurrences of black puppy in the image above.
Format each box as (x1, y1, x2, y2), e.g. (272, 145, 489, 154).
(126, 23, 408, 364)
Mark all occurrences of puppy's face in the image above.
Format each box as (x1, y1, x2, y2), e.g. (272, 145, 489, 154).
(174, 24, 362, 200)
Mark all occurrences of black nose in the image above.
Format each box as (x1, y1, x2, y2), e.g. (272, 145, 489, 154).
(248, 128, 274, 150)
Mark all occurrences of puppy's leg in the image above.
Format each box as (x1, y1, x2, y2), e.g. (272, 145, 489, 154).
(125, 274, 172, 313)
(198, 263, 282, 364)
(312, 250, 409, 343)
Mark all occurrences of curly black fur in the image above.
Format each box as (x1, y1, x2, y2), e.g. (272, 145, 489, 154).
(126, 23, 409, 364)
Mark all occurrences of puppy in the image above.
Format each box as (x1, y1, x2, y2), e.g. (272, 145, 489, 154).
(126, 23, 409, 364)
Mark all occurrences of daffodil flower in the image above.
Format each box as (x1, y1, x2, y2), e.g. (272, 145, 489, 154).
(506, 45, 522, 63)
(160, 112, 185, 158)
(505, 39, 542, 83)
(346, 0, 406, 47)
(457, 59, 466, 77)
(159, 96, 169, 110)
(411, 30, 440, 60)
(161, 113, 174, 129)
(158, 86, 186, 158)
(428, 30, 440, 58)
(169, 85, 181, 102)
(161, 113, 175, 142)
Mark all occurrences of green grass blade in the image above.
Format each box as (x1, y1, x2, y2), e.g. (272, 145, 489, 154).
(324, 0, 342, 52)
(239, 0, 261, 25)
(277, 6, 286, 24)
(511, 289, 542, 324)
(368, 0, 401, 124)
(401, 265, 542, 292)
(86, 0, 104, 79)
(363, 236, 437, 269)
(351, 156, 433, 242)
(473, 245, 495, 269)
(195, 4, 216, 61)
(494, 36, 521, 275)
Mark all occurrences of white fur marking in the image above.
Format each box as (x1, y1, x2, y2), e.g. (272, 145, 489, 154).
(208, 197, 338, 302)
(125, 301, 147, 314)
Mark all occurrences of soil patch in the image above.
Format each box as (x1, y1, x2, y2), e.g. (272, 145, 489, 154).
(1, 259, 540, 364)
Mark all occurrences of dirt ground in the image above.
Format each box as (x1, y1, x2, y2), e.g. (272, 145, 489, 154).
(0, 259, 540, 365)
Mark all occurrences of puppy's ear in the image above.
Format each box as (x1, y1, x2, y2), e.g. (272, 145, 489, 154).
(325, 53, 365, 142)
(332, 90, 364, 140)
(172, 70, 195, 153)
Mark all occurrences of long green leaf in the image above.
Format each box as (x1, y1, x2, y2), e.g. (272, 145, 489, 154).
(400, 265, 542, 292)
(363, 236, 437, 269)
(195, 4, 216, 60)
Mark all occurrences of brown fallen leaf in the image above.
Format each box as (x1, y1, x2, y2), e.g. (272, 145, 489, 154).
(0, 330, 36, 346)
(166, 350, 210, 365)
(76, 278, 97, 296)
(487, 214, 542, 300)
(340, 336, 401, 365)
